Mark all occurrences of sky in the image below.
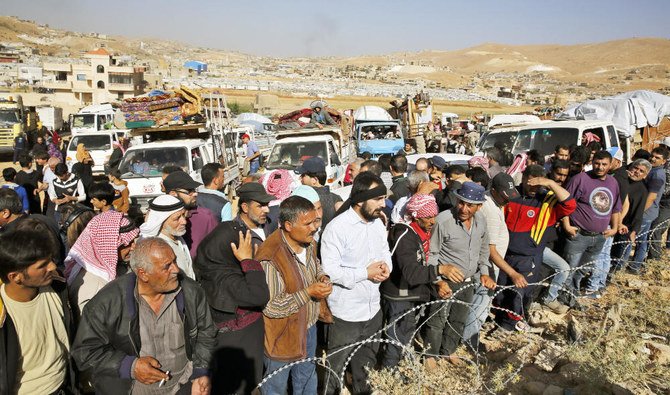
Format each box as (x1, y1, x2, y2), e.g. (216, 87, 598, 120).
(3, 0, 670, 58)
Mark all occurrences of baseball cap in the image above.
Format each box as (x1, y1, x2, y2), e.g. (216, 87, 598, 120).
(237, 182, 275, 204)
(163, 171, 202, 192)
(431, 155, 447, 170)
(607, 147, 624, 162)
(295, 156, 326, 175)
(491, 173, 520, 201)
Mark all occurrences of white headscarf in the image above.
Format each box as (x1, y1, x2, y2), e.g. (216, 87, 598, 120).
(139, 195, 185, 237)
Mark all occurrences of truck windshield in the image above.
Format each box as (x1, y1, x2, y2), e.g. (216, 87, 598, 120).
(479, 131, 517, 152)
(266, 141, 327, 170)
(118, 147, 189, 178)
(68, 135, 112, 151)
(513, 127, 579, 157)
(359, 124, 401, 140)
(72, 114, 95, 129)
(0, 110, 20, 125)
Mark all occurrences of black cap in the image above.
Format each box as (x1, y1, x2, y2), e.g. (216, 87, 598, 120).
(491, 173, 520, 201)
(295, 156, 326, 174)
(163, 171, 202, 192)
(237, 182, 275, 204)
(431, 155, 447, 170)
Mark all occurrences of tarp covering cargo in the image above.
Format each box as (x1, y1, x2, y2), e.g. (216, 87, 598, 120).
(557, 90, 670, 138)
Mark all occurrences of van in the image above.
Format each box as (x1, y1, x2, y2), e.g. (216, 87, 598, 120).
(66, 131, 119, 174)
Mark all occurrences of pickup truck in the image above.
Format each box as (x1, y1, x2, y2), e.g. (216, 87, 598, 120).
(264, 127, 352, 187)
(118, 124, 240, 212)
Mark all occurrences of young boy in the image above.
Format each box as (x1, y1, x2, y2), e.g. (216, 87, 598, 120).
(88, 182, 116, 213)
(2, 168, 30, 213)
(107, 169, 129, 213)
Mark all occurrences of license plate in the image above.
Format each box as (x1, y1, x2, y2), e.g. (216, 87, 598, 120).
(143, 184, 155, 194)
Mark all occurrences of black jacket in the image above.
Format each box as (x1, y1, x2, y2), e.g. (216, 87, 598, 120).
(390, 175, 410, 204)
(381, 223, 439, 302)
(0, 280, 78, 394)
(194, 217, 270, 328)
(71, 273, 216, 395)
(196, 190, 229, 223)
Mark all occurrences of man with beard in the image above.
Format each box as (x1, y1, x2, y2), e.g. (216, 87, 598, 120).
(321, 172, 392, 394)
(194, 181, 274, 394)
(424, 182, 493, 361)
(0, 229, 77, 394)
(72, 237, 216, 395)
(257, 196, 331, 394)
(162, 171, 218, 259)
(140, 195, 195, 279)
(561, 150, 621, 292)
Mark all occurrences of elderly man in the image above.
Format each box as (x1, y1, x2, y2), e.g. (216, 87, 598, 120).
(257, 196, 331, 394)
(72, 237, 216, 395)
(0, 229, 77, 394)
(424, 182, 493, 360)
(321, 172, 392, 394)
(140, 195, 195, 279)
(162, 171, 218, 259)
(194, 181, 274, 394)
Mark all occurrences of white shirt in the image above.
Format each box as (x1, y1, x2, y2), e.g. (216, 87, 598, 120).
(321, 208, 392, 322)
(480, 193, 509, 279)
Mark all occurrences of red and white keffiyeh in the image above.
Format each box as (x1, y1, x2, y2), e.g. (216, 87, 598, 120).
(405, 193, 438, 219)
(65, 211, 139, 284)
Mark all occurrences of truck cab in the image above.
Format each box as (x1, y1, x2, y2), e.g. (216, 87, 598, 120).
(69, 103, 128, 135)
(265, 127, 350, 187)
(66, 131, 119, 174)
(0, 95, 36, 153)
(353, 105, 403, 157)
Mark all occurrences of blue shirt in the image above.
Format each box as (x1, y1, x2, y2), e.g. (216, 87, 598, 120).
(2, 184, 29, 213)
(246, 141, 259, 163)
(321, 208, 393, 322)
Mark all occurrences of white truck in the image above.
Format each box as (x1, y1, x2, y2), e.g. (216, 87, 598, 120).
(69, 103, 128, 135)
(66, 131, 119, 174)
(117, 124, 240, 212)
(36, 106, 64, 131)
(264, 127, 352, 187)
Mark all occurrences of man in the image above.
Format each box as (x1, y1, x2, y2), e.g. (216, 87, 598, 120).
(562, 151, 622, 291)
(321, 172, 392, 394)
(296, 156, 343, 232)
(310, 103, 336, 129)
(257, 196, 331, 394)
(139, 195, 196, 279)
(72, 237, 216, 395)
(291, 185, 324, 238)
(2, 168, 29, 213)
(163, 171, 218, 259)
(48, 162, 86, 216)
(0, 188, 60, 237)
(194, 182, 274, 394)
(12, 131, 27, 164)
(484, 146, 506, 178)
(649, 138, 670, 259)
(610, 159, 651, 273)
(389, 154, 410, 204)
(548, 159, 570, 187)
(633, 145, 669, 270)
(390, 170, 431, 225)
(197, 163, 232, 222)
(463, 173, 528, 345)
(0, 229, 76, 394)
(242, 133, 261, 174)
(567, 146, 590, 180)
(41, 156, 61, 216)
(333, 158, 365, 200)
(14, 154, 41, 214)
(424, 182, 493, 359)
(438, 164, 470, 211)
(495, 166, 576, 329)
(383, 193, 458, 367)
(544, 145, 570, 173)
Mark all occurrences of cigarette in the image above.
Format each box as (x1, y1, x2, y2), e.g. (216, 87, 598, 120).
(158, 370, 170, 387)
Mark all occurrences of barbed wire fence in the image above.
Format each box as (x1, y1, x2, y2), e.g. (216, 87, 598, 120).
(256, 220, 670, 394)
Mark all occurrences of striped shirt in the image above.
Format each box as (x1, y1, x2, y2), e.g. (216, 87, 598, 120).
(261, 231, 324, 328)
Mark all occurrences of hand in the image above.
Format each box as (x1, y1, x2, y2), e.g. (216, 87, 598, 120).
(526, 177, 553, 188)
(316, 123, 324, 129)
(618, 224, 629, 235)
(231, 231, 255, 261)
(629, 231, 636, 243)
(564, 225, 578, 237)
(480, 274, 497, 290)
(436, 280, 452, 299)
(417, 180, 439, 194)
(603, 228, 617, 238)
(191, 376, 211, 395)
(367, 261, 390, 282)
(509, 272, 528, 288)
(318, 274, 331, 284)
(438, 264, 464, 283)
(306, 281, 332, 300)
(133, 356, 168, 385)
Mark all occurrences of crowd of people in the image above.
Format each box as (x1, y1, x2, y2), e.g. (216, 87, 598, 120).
(1, 133, 669, 395)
